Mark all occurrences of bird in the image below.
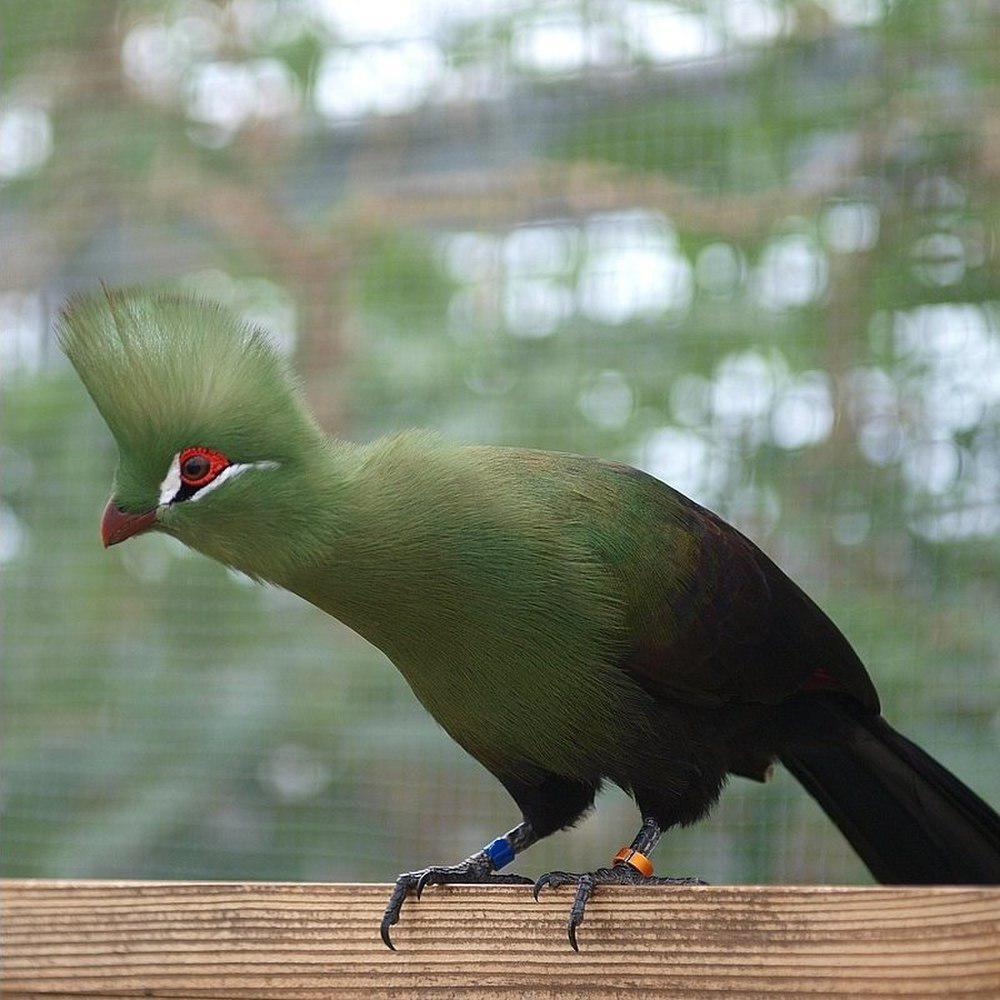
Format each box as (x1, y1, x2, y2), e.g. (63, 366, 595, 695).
(60, 288, 1000, 950)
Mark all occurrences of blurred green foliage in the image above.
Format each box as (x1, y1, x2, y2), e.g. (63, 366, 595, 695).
(2, 0, 998, 885)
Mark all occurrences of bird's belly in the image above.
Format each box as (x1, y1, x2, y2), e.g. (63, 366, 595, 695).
(286, 575, 640, 781)
(387, 645, 643, 783)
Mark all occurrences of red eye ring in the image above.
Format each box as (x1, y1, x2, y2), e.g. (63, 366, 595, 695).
(179, 447, 230, 487)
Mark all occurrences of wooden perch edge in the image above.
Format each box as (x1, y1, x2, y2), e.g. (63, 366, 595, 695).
(2, 881, 999, 998)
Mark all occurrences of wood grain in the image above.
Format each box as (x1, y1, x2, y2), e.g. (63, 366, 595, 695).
(2, 881, 998, 998)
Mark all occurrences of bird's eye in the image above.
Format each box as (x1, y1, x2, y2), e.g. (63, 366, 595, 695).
(181, 454, 210, 481)
(178, 446, 229, 487)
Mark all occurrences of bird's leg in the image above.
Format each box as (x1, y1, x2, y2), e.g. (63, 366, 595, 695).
(533, 817, 706, 950)
(380, 821, 536, 949)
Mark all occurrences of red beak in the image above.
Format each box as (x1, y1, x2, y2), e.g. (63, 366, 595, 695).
(101, 498, 157, 548)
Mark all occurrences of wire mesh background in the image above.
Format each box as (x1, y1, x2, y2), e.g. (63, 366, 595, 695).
(3, 0, 998, 886)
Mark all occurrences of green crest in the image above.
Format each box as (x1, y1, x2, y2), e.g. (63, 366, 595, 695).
(59, 288, 319, 509)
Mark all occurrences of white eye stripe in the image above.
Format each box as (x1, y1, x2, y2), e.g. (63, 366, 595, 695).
(157, 453, 279, 506)
(158, 454, 181, 506)
(186, 461, 278, 503)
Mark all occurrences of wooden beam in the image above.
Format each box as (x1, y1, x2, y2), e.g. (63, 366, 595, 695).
(2, 881, 998, 998)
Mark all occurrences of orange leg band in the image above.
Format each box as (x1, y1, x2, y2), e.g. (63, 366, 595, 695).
(612, 846, 654, 878)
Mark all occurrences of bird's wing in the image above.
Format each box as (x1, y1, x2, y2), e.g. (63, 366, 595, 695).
(602, 463, 879, 714)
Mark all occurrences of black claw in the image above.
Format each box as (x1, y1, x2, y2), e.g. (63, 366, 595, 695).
(568, 921, 580, 952)
(414, 871, 430, 899)
(532, 874, 549, 901)
(380, 920, 396, 951)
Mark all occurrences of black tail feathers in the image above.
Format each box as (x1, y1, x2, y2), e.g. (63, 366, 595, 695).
(779, 694, 1000, 884)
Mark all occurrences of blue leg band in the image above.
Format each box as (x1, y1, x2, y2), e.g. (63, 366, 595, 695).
(483, 836, 516, 870)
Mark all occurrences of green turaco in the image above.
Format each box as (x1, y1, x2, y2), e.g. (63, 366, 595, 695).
(60, 289, 1000, 949)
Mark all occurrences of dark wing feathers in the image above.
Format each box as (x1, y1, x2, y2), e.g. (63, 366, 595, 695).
(613, 471, 879, 714)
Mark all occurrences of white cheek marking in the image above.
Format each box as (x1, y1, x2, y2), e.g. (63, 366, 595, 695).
(158, 453, 181, 506)
(186, 460, 280, 503)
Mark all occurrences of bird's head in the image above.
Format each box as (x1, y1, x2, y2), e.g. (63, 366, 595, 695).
(59, 289, 328, 577)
